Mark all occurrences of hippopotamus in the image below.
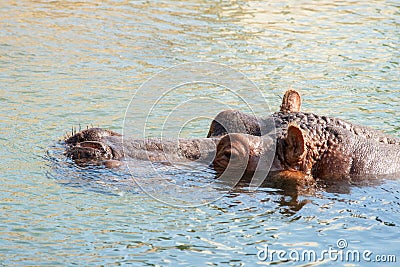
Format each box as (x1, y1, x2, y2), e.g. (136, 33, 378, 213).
(211, 105, 400, 183)
(65, 129, 220, 168)
(64, 89, 400, 189)
(64, 90, 302, 169)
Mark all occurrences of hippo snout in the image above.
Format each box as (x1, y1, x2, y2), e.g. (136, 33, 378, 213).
(65, 141, 114, 164)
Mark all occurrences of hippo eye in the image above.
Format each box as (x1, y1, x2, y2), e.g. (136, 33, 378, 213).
(225, 150, 239, 161)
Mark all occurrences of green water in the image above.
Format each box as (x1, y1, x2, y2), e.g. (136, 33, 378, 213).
(1, 0, 399, 266)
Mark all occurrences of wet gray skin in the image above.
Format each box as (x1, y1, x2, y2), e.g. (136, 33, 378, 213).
(65, 129, 220, 168)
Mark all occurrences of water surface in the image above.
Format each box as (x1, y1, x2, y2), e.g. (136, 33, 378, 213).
(1, 0, 399, 265)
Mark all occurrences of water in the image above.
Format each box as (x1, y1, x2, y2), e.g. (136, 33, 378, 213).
(1, 0, 399, 265)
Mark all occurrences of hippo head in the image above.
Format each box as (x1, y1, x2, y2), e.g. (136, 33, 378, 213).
(65, 128, 122, 167)
(213, 124, 312, 186)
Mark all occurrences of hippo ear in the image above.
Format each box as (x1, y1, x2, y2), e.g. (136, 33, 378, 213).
(285, 124, 306, 164)
(280, 89, 301, 113)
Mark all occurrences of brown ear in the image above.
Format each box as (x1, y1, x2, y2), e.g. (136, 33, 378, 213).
(280, 89, 301, 113)
(285, 124, 306, 164)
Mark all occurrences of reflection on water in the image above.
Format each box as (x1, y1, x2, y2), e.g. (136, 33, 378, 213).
(1, 0, 399, 265)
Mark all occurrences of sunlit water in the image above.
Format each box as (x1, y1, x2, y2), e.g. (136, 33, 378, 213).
(1, 0, 399, 266)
